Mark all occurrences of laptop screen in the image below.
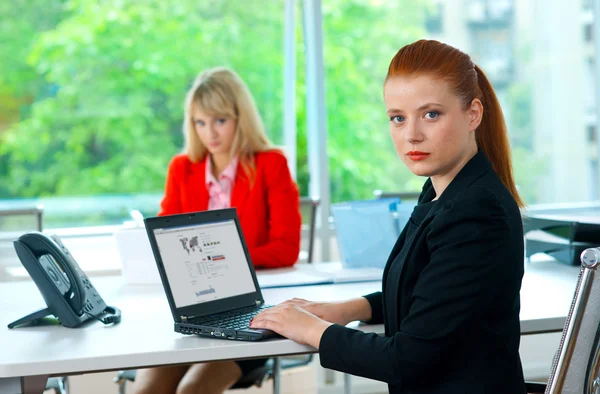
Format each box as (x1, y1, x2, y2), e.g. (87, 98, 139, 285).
(153, 219, 257, 308)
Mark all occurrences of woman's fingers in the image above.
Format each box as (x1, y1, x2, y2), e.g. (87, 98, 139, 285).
(281, 298, 311, 306)
(251, 315, 283, 334)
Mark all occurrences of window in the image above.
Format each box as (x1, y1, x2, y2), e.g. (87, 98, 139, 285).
(321, 0, 597, 204)
(321, 0, 431, 202)
(0, 0, 285, 229)
(1, 0, 598, 231)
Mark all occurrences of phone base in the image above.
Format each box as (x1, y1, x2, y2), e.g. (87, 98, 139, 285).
(8, 307, 53, 328)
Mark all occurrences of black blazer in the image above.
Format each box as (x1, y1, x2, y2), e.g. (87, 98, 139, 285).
(319, 151, 526, 394)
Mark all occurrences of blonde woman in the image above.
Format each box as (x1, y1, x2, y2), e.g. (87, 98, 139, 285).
(132, 68, 301, 394)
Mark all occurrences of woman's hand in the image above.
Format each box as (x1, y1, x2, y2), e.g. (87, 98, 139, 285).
(281, 297, 372, 326)
(249, 303, 332, 348)
(277, 298, 352, 326)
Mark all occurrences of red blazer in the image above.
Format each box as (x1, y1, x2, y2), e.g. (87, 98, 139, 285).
(158, 150, 301, 269)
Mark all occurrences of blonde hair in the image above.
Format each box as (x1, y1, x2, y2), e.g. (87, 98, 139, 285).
(183, 67, 272, 183)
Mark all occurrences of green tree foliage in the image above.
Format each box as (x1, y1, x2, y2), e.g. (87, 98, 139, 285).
(0, 0, 431, 205)
(506, 82, 545, 204)
(0, 0, 285, 197)
(0, 0, 540, 217)
(321, 0, 429, 201)
(0, 0, 69, 196)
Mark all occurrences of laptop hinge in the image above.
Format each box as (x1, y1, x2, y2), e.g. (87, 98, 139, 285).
(255, 300, 263, 306)
(181, 315, 195, 322)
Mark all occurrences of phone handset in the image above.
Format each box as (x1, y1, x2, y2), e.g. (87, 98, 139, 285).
(47, 234, 86, 314)
(8, 232, 121, 328)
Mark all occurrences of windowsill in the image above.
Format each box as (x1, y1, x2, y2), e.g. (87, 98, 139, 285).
(2, 230, 123, 282)
(0, 224, 125, 243)
(1, 225, 315, 282)
(6, 266, 122, 281)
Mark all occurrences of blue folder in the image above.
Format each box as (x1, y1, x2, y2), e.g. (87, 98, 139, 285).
(331, 198, 415, 269)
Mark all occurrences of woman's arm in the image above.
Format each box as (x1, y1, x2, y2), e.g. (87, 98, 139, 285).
(248, 153, 301, 268)
(318, 189, 522, 387)
(362, 292, 383, 324)
(344, 297, 373, 323)
(290, 296, 374, 327)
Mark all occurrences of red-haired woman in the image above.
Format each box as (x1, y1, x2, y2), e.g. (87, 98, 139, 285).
(251, 40, 527, 394)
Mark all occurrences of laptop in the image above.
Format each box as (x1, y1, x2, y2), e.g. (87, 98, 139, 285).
(144, 208, 278, 341)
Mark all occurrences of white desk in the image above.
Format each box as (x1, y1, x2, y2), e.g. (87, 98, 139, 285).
(520, 258, 580, 334)
(0, 279, 383, 394)
(0, 258, 581, 394)
(257, 262, 383, 288)
(257, 258, 581, 335)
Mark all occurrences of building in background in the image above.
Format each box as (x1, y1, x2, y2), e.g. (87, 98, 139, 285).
(427, 0, 595, 204)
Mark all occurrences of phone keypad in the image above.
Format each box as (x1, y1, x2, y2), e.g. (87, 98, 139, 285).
(78, 275, 106, 315)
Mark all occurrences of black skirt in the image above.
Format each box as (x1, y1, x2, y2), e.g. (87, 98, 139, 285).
(232, 358, 270, 388)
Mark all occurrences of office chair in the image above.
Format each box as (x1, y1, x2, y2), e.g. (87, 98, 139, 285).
(0, 206, 44, 232)
(299, 196, 320, 264)
(45, 377, 69, 394)
(338, 193, 417, 394)
(519, 246, 600, 394)
(114, 197, 320, 394)
(372, 190, 421, 201)
(0, 207, 44, 283)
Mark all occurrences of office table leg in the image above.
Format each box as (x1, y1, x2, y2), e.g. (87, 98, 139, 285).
(343, 373, 351, 394)
(272, 357, 281, 394)
(0, 375, 48, 394)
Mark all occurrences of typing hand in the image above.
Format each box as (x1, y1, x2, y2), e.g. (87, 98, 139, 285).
(249, 303, 332, 348)
(281, 298, 354, 326)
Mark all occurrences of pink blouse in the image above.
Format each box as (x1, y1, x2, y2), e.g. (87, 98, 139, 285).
(205, 156, 239, 210)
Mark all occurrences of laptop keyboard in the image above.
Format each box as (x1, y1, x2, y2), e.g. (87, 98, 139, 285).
(190, 305, 271, 329)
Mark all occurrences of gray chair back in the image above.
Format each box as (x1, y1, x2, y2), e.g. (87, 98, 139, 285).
(0, 207, 44, 232)
(373, 190, 421, 201)
(0, 207, 44, 282)
(545, 247, 600, 393)
(299, 197, 319, 263)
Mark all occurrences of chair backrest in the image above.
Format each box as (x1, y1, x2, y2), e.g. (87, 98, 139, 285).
(544, 247, 600, 393)
(332, 198, 404, 269)
(373, 190, 421, 201)
(0, 207, 44, 232)
(299, 197, 319, 264)
(0, 207, 44, 282)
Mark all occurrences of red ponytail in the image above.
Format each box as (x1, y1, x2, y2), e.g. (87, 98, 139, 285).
(386, 39, 524, 207)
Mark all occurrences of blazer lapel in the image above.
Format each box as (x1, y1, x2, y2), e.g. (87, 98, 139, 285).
(423, 150, 493, 219)
(230, 162, 250, 216)
(390, 150, 493, 268)
(189, 159, 209, 212)
(384, 150, 495, 329)
(382, 227, 407, 289)
(382, 179, 437, 322)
